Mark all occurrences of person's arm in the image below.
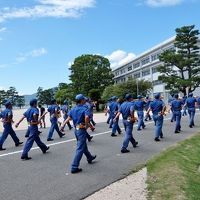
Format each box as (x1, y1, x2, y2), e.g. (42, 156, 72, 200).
(15, 116, 26, 128)
(38, 111, 48, 122)
(60, 116, 72, 131)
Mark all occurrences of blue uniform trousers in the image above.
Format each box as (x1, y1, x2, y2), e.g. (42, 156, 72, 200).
(48, 119, 63, 139)
(0, 124, 20, 147)
(122, 120, 136, 149)
(71, 129, 93, 170)
(182, 107, 187, 116)
(174, 111, 181, 131)
(188, 108, 195, 126)
(111, 117, 121, 134)
(153, 114, 163, 138)
(22, 125, 47, 157)
(137, 111, 145, 130)
(107, 113, 111, 124)
(171, 111, 176, 122)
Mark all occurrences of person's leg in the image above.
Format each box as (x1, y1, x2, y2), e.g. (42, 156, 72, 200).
(9, 126, 20, 145)
(0, 125, 9, 149)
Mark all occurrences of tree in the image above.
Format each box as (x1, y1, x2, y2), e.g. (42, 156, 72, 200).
(6, 87, 18, 105)
(15, 95, 25, 109)
(102, 79, 152, 100)
(0, 90, 7, 107)
(88, 89, 101, 111)
(158, 25, 200, 95)
(69, 54, 114, 96)
(37, 87, 56, 106)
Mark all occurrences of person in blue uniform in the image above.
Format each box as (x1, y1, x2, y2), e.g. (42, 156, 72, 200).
(134, 95, 146, 131)
(171, 94, 183, 133)
(16, 99, 49, 160)
(182, 95, 187, 116)
(85, 98, 95, 132)
(147, 93, 166, 141)
(144, 96, 152, 121)
(105, 98, 112, 126)
(197, 96, 200, 111)
(61, 94, 96, 174)
(0, 100, 23, 151)
(184, 93, 197, 128)
(61, 100, 72, 130)
(114, 94, 138, 153)
(109, 96, 122, 137)
(47, 99, 65, 141)
(168, 95, 175, 122)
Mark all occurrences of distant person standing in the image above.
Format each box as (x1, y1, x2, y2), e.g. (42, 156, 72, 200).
(47, 99, 65, 141)
(144, 96, 152, 121)
(182, 95, 188, 116)
(38, 105, 46, 128)
(61, 100, 72, 130)
(0, 100, 23, 151)
(184, 93, 197, 128)
(61, 94, 96, 174)
(16, 99, 49, 160)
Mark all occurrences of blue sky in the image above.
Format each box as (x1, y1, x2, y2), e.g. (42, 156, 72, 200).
(0, 0, 199, 95)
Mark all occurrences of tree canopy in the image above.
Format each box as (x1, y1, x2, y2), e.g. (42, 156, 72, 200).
(69, 54, 114, 96)
(158, 25, 200, 95)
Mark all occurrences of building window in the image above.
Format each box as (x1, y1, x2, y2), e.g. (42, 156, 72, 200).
(141, 57, 150, 66)
(151, 53, 160, 62)
(152, 67, 158, 74)
(128, 65, 132, 71)
(153, 80, 162, 86)
(134, 73, 140, 78)
(142, 69, 150, 77)
(133, 62, 140, 69)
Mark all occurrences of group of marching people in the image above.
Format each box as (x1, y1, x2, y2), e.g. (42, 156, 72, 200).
(0, 91, 199, 174)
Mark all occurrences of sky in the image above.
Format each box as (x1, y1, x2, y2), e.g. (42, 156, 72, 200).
(0, 0, 200, 95)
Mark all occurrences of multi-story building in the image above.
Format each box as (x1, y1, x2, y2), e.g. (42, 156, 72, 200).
(112, 36, 200, 101)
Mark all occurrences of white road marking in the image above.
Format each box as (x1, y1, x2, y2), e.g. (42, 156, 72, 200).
(0, 116, 182, 158)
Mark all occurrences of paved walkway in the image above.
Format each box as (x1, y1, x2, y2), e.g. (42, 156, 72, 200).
(0, 111, 199, 200)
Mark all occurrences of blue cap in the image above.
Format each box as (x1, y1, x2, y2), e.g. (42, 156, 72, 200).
(188, 92, 193, 97)
(174, 94, 179, 99)
(154, 93, 161, 99)
(64, 100, 68, 105)
(137, 95, 143, 99)
(75, 94, 86, 101)
(30, 99, 37, 106)
(125, 94, 133, 100)
(4, 100, 11, 107)
(111, 96, 118, 100)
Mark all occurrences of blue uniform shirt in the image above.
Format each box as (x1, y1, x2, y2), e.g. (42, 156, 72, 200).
(186, 97, 197, 108)
(1, 108, 13, 121)
(48, 104, 60, 121)
(23, 107, 32, 122)
(171, 99, 183, 111)
(24, 107, 39, 123)
(134, 100, 146, 111)
(109, 101, 120, 115)
(61, 105, 69, 117)
(68, 105, 90, 127)
(119, 101, 134, 119)
(150, 99, 165, 115)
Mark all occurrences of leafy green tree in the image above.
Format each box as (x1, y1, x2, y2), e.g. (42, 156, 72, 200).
(69, 54, 114, 95)
(15, 95, 25, 108)
(102, 79, 152, 100)
(158, 25, 200, 95)
(0, 90, 7, 107)
(88, 89, 101, 111)
(37, 87, 56, 106)
(6, 87, 19, 106)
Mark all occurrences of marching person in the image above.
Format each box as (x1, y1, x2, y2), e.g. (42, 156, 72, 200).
(85, 98, 95, 132)
(144, 96, 152, 121)
(109, 96, 122, 137)
(182, 95, 188, 116)
(38, 104, 46, 128)
(105, 98, 112, 126)
(47, 99, 65, 141)
(0, 100, 23, 151)
(147, 93, 166, 141)
(61, 94, 96, 174)
(114, 94, 138, 153)
(184, 93, 197, 128)
(61, 100, 72, 130)
(171, 94, 183, 133)
(134, 95, 146, 131)
(16, 99, 49, 160)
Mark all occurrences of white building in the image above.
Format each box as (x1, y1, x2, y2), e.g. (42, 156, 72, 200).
(112, 36, 200, 100)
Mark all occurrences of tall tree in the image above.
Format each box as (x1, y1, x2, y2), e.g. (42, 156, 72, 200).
(15, 95, 25, 109)
(69, 54, 114, 95)
(6, 87, 18, 105)
(0, 90, 7, 107)
(158, 25, 200, 95)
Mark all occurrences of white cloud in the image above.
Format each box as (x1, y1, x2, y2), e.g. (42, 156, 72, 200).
(145, 0, 184, 7)
(16, 48, 47, 63)
(0, 0, 95, 22)
(105, 50, 136, 69)
(0, 27, 7, 32)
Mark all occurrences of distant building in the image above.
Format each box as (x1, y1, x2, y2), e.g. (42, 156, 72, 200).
(112, 36, 200, 101)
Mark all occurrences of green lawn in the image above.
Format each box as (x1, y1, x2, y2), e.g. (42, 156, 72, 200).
(147, 133, 200, 200)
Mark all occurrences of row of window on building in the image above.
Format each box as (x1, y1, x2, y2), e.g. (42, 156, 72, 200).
(114, 45, 175, 77)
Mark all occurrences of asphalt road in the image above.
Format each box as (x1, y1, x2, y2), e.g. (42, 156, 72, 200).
(0, 112, 200, 200)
